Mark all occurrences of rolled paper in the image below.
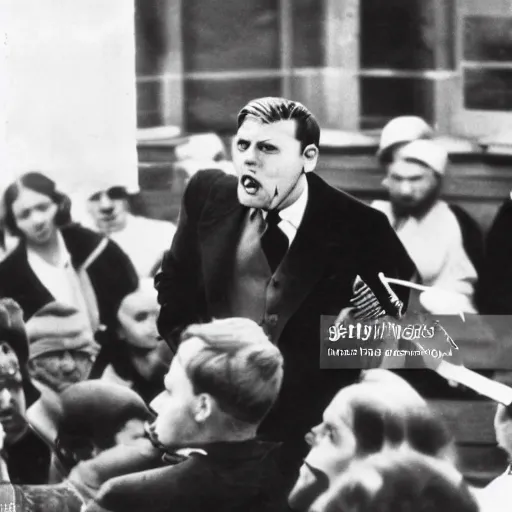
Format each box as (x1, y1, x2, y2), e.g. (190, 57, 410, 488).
(378, 273, 404, 319)
(436, 360, 512, 406)
(383, 277, 431, 292)
(382, 276, 467, 321)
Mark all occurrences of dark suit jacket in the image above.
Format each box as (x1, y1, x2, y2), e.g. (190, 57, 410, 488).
(87, 440, 286, 512)
(448, 203, 485, 282)
(6, 428, 51, 485)
(155, 170, 416, 470)
(478, 197, 512, 314)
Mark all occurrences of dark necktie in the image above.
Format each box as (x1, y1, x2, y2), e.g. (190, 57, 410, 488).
(261, 210, 289, 273)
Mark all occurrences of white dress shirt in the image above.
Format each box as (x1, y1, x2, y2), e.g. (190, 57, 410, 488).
(27, 232, 91, 318)
(262, 180, 309, 247)
(103, 214, 177, 277)
(372, 199, 477, 313)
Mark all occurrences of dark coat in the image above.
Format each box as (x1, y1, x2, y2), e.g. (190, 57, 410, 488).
(88, 440, 287, 512)
(0, 224, 138, 374)
(478, 197, 512, 314)
(155, 170, 416, 476)
(448, 203, 485, 282)
(0, 223, 138, 325)
(5, 427, 51, 485)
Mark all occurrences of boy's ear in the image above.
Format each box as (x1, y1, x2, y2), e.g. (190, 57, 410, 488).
(194, 394, 213, 423)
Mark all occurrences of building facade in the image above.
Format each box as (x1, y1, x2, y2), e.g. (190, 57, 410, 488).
(135, 0, 512, 139)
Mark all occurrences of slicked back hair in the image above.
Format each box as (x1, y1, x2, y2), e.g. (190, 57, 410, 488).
(180, 318, 284, 425)
(237, 97, 320, 151)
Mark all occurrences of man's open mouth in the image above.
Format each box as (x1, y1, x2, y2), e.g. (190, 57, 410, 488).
(240, 175, 261, 195)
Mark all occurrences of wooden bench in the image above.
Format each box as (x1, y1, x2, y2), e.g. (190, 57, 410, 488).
(429, 398, 508, 486)
(136, 142, 512, 233)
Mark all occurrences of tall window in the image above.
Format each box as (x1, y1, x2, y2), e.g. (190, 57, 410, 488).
(463, 16, 512, 111)
(135, 0, 330, 132)
(359, 0, 455, 129)
(182, 0, 281, 133)
(137, 0, 497, 135)
(135, 0, 169, 127)
(451, 0, 512, 137)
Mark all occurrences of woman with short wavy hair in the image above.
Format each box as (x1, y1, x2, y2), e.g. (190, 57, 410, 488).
(0, 172, 138, 377)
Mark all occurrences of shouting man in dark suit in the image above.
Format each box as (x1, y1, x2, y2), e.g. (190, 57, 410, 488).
(155, 97, 416, 487)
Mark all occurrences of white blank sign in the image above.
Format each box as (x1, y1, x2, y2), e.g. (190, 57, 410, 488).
(0, 0, 138, 198)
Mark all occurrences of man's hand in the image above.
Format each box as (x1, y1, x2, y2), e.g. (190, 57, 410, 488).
(334, 275, 403, 326)
(349, 277, 388, 321)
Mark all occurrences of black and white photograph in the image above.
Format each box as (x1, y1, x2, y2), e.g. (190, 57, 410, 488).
(0, 1, 512, 510)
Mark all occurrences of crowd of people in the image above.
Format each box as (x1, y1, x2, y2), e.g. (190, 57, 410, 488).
(0, 96, 510, 511)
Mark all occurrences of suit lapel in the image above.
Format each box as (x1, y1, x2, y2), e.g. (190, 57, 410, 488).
(271, 173, 353, 341)
(196, 172, 354, 333)
(6, 244, 54, 318)
(198, 182, 246, 317)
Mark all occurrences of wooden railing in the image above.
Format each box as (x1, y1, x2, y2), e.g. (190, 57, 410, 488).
(137, 139, 512, 233)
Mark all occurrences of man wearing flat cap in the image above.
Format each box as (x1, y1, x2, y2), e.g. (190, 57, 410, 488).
(25, 301, 100, 446)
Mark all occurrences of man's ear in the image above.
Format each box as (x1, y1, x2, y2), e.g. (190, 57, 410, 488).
(193, 394, 213, 423)
(381, 176, 391, 190)
(302, 144, 319, 173)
